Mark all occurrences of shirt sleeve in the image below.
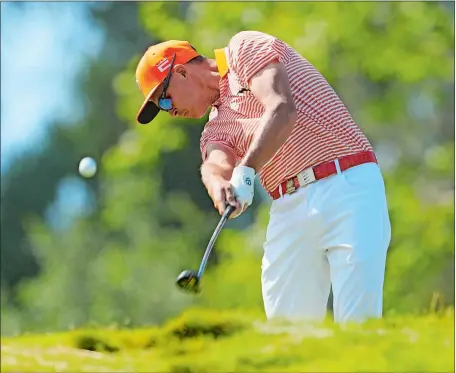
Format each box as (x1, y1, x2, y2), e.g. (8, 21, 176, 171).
(200, 114, 238, 162)
(227, 31, 284, 87)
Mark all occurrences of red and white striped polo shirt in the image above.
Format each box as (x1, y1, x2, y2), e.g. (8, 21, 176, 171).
(200, 31, 373, 193)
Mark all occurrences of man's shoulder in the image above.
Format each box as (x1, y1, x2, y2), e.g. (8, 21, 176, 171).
(229, 30, 273, 41)
(224, 31, 277, 73)
(227, 30, 276, 49)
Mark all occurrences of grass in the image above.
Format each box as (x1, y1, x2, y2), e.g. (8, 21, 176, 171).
(1, 307, 454, 372)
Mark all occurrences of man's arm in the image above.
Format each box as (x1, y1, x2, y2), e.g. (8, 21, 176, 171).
(201, 143, 236, 182)
(237, 61, 297, 172)
(200, 143, 240, 214)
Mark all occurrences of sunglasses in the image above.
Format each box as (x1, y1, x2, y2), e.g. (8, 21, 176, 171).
(157, 53, 176, 112)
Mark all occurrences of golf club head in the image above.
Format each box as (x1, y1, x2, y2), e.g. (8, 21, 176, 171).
(175, 270, 201, 294)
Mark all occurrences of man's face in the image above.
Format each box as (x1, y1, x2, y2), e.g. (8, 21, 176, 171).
(153, 64, 213, 119)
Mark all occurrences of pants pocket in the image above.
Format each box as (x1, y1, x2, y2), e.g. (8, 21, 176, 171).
(341, 163, 384, 189)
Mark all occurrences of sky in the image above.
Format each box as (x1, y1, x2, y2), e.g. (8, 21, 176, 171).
(1, 2, 104, 173)
(1, 2, 105, 230)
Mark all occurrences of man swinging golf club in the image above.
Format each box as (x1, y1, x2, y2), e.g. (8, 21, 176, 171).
(134, 31, 391, 324)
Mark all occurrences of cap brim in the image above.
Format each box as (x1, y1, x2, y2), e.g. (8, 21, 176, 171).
(136, 85, 161, 125)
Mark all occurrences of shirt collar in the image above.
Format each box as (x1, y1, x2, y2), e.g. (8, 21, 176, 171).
(214, 47, 229, 78)
(212, 47, 229, 107)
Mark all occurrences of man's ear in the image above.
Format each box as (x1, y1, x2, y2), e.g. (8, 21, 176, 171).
(174, 64, 187, 77)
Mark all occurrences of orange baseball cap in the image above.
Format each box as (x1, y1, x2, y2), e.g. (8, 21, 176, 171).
(135, 40, 200, 124)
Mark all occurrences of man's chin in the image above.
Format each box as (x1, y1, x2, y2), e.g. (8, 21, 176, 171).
(186, 113, 204, 119)
(189, 107, 211, 119)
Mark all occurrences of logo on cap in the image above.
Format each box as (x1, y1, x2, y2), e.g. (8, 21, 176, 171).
(157, 58, 172, 73)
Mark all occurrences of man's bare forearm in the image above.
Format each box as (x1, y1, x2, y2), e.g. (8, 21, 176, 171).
(200, 160, 233, 187)
(238, 104, 297, 172)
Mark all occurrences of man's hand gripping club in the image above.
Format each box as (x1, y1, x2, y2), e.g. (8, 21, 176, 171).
(228, 165, 255, 218)
(201, 144, 255, 219)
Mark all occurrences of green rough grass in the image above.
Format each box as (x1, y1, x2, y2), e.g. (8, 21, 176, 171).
(1, 308, 454, 372)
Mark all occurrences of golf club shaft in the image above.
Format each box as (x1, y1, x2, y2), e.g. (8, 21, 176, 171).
(197, 204, 235, 278)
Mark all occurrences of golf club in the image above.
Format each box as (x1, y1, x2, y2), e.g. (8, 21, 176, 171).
(176, 204, 236, 294)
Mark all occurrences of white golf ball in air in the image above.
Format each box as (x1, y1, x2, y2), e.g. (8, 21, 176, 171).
(78, 157, 97, 178)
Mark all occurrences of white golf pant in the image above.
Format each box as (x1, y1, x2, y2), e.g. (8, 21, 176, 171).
(261, 162, 391, 323)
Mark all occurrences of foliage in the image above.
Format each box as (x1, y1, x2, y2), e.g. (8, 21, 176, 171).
(1, 308, 454, 372)
(0, 2, 151, 289)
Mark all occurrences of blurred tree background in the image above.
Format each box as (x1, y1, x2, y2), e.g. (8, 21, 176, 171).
(1, 2, 454, 335)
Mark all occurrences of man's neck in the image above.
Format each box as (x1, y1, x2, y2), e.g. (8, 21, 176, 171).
(205, 58, 222, 91)
(193, 58, 221, 105)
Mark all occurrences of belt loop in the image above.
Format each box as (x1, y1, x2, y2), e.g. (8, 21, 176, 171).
(335, 159, 341, 174)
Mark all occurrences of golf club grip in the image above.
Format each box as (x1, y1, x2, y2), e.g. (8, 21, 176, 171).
(197, 204, 235, 277)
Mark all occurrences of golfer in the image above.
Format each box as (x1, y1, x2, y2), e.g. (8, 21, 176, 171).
(134, 31, 391, 323)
